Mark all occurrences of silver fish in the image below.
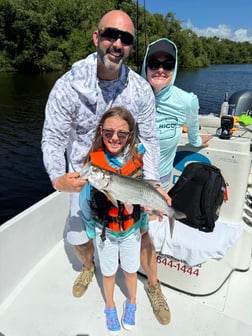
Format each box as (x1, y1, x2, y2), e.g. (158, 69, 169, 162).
(80, 164, 185, 237)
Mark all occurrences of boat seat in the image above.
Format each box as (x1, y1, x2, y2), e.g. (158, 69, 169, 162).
(149, 217, 242, 266)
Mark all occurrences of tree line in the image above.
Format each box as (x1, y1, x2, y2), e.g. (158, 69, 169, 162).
(0, 0, 251, 73)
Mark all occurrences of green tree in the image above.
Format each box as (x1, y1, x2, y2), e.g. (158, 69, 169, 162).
(0, 0, 251, 73)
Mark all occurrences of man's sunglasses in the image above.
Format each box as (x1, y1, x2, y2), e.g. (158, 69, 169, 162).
(99, 27, 134, 46)
(147, 58, 175, 71)
(102, 128, 130, 140)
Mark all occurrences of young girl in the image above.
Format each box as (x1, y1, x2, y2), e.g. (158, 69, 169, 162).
(79, 106, 148, 335)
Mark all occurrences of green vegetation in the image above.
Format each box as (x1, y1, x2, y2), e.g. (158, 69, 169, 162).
(0, 0, 251, 73)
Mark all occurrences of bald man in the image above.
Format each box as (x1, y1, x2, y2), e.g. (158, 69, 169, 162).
(42, 10, 170, 325)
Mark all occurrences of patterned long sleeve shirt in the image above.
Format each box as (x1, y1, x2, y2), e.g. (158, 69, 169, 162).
(41, 52, 160, 183)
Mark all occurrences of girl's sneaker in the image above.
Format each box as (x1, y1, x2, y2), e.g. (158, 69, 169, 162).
(121, 300, 136, 330)
(104, 307, 121, 335)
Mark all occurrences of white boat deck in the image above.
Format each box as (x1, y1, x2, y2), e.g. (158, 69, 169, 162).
(1, 115, 252, 336)
(0, 236, 252, 336)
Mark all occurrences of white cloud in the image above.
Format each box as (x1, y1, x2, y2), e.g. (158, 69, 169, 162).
(233, 28, 252, 43)
(183, 20, 252, 43)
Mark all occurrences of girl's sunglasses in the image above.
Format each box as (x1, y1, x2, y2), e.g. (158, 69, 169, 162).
(99, 27, 134, 46)
(147, 58, 175, 71)
(102, 128, 130, 140)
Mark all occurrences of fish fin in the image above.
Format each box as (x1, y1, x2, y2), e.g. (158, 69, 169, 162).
(151, 209, 162, 217)
(169, 210, 186, 238)
(104, 192, 118, 207)
(174, 210, 186, 219)
(79, 162, 91, 179)
(143, 206, 162, 216)
(124, 203, 134, 214)
(169, 217, 175, 238)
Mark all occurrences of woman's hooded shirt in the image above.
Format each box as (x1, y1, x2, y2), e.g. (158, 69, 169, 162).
(141, 38, 202, 188)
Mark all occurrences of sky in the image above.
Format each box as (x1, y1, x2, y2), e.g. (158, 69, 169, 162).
(138, 0, 252, 43)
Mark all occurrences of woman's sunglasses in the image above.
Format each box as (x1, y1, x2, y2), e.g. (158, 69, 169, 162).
(102, 128, 130, 140)
(99, 27, 134, 46)
(147, 58, 175, 71)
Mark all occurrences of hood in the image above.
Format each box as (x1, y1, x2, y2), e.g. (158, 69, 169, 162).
(141, 38, 178, 94)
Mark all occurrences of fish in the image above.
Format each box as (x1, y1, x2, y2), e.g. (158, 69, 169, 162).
(80, 164, 186, 237)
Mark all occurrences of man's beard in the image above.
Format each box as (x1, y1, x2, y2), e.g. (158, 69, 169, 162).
(97, 47, 124, 72)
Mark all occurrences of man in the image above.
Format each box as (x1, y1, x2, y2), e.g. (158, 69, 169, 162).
(42, 10, 170, 325)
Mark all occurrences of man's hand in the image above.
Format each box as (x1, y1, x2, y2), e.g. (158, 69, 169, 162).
(53, 172, 87, 192)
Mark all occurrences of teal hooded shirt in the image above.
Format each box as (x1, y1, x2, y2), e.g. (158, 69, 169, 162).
(141, 38, 202, 189)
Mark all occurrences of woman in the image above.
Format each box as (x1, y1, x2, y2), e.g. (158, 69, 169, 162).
(141, 38, 211, 191)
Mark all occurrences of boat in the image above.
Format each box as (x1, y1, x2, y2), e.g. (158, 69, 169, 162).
(1, 90, 252, 336)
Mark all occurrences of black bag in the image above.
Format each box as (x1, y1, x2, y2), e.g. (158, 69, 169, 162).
(168, 162, 226, 232)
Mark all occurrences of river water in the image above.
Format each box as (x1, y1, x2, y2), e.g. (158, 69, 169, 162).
(1, 64, 252, 224)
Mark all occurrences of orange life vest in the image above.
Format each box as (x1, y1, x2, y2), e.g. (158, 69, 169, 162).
(89, 149, 143, 178)
(89, 149, 143, 238)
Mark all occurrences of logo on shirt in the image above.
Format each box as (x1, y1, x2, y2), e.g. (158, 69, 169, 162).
(158, 123, 176, 129)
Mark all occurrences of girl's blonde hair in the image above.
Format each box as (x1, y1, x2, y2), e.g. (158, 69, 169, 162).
(84, 106, 141, 164)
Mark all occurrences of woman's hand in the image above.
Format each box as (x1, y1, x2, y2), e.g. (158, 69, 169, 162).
(155, 186, 171, 206)
(200, 134, 212, 147)
(146, 185, 171, 221)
